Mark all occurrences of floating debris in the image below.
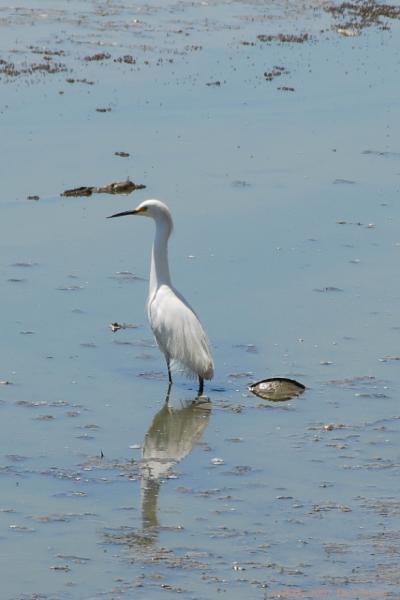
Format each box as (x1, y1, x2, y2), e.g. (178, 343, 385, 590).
(264, 65, 289, 81)
(16, 400, 47, 408)
(114, 55, 136, 64)
(27, 194, 40, 201)
(114, 151, 130, 157)
(84, 52, 111, 61)
(66, 78, 94, 85)
(29, 46, 65, 57)
(313, 286, 343, 293)
(56, 554, 91, 564)
(109, 271, 145, 282)
(0, 60, 67, 78)
(227, 465, 252, 476)
(336, 27, 359, 37)
(249, 377, 305, 401)
(9, 524, 35, 532)
(362, 149, 400, 157)
(110, 322, 139, 332)
(323, 423, 346, 431)
(380, 355, 400, 362)
(325, 2, 400, 33)
(333, 178, 356, 184)
(312, 502, 351, 513)
(258, 33, 309, 43)
(61, 186, 93, 197)
(51, 564, 71, 572)
(95, 180, 145, 194)
(61, 180, 145, 197)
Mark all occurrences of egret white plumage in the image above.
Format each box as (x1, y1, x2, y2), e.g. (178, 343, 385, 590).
(108, 199, 214, 395)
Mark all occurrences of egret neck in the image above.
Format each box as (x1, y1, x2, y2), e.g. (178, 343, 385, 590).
(149, 212, 173, 302)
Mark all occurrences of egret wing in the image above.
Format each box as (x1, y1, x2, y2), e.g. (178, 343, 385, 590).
(149, 285, 213, 379)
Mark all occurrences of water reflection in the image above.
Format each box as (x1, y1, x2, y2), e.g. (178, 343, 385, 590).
(103, 390, 211, 551)
(140, 389, 211, 532)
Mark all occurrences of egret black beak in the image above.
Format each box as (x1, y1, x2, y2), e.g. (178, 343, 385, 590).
(107, 209, 138, 219)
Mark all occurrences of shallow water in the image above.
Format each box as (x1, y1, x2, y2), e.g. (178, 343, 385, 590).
(1, 1, 400, 598)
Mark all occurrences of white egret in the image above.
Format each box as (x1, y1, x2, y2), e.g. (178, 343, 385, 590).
(108, 199, 214, 395)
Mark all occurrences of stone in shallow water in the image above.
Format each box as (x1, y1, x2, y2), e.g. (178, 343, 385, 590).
(248, 377, 305, 401)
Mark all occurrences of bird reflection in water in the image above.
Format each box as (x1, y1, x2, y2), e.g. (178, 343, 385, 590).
(140, 388, 211, 536)
(102, 390, 211, 552)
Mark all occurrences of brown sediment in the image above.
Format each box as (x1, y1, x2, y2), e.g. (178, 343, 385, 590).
(257, 33, 309, 43)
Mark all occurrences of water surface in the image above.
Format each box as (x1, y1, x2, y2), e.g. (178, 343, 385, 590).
(1, 1, 400, 598)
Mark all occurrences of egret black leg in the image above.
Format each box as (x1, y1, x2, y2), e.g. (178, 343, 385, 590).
(198, 377, 204, 396)
(165, 381, 172, 403)
(166, 358, 172, 384)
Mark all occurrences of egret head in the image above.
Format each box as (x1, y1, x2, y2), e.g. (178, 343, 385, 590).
(108, 199, 173, 228)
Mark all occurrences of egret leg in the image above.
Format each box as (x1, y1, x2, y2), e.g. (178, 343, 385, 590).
(165, 381, 172, 403)
(166, 358, 172, 384)
(198, 377, 204, 396)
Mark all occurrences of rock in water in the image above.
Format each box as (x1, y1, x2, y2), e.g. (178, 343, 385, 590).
(249, 377, 305, 401)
